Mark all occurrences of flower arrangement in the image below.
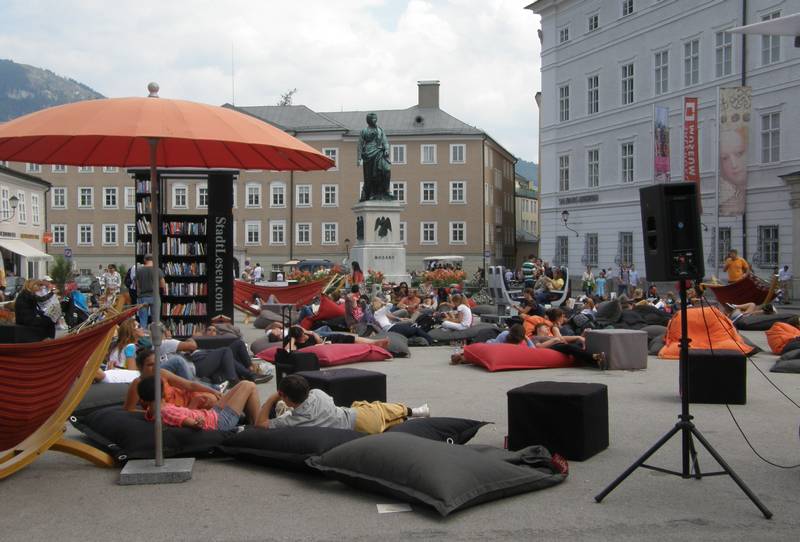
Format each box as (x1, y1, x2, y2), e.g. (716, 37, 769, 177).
(421, 268, 467, 287)
(366, 268, 385, 286)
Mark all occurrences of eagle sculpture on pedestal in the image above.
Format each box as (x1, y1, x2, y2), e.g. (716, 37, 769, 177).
(374, 216, 392, 240)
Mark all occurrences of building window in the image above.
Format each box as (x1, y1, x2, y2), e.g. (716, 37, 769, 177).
(587, 75, 599, 115)
(78, 187, 94, 209)
(196, 184, 208, 208)
(449, 221, 466, 244)
(556, 236, 569, 266)
(421, 144, 437, 164)
(78, 166, 94, 173)
(296, 184, 312, 207)
(761, 112, 780, 163)
(103, 166, 119, 173)
(715, 31, 733, 77)
(125, 224, 136, 246)
(296, 223, 311, 245)
(322, 184, 338, 206)
(103, 187, 118, 209)
(588, 14, 598, 31)
(124, 187, 135, 209)
(559, 84, 570, 122)
(322, 222, 338, 245)
(622, 0, 634, 17)
(52, 164, 66, 173)
(391, 181, 406, 203)
(172, 184, 187, 209)
(559, 26, 569, 43)
(449, 181, 466, 203)
(399, 221, 407, 244)
(269, 221, 285, 245)
(621, 143, 634, 183)
(391, 145, 406, 165)
(585, 233, 599, 266)
(587, 149, 599, 188)
(421, 222, 437, 244)
(52, 224, 66, 245)
(757, 225, 779, 267)
(0, 187, 8, 220)
(718, 227, 731, 263)
(450, 144, 466, 164)
(270, 183, 286, 208)
(78, 224, 93, 246)
(559, 155, 570, 192)
(245, 183, 261, 208)
(244, 221, 261, 245)
(26, 163, 42, 173)
(420, 181, 437, 204)
(102, 224, 118, 246)
(654, 50, 668, 96)
(619, 232, 633, 266)
(621, 63, 634, 105)
(52, 187, 66, 209)
(31, 194, 40, 225)
(322, 148, 339, 170)
(684, 39, 699, 86)
(761, 11, 781, 66)
(16, 192, 26, 223)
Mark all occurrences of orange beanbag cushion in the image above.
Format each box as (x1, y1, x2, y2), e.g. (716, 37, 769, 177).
(658, 306, 755, 359)
(300, 295, 346, 329)
(461, 343, 574, 372)
(765, 322, 800, 354)
(256, 343, 392, 367)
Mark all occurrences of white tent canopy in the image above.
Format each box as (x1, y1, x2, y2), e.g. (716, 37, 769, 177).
(729, 12, 800, 35)
(0, 239, 53, 261)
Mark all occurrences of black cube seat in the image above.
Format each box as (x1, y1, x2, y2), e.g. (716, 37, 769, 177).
(274, 349, 320, 386)
(507, 381, 608, 461)
(684, 350, 746, 405)
(295, 368, 387, 407)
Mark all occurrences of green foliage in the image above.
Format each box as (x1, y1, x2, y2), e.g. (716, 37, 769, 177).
(48, 255, 73, 294)
(276, 88, 297, 106)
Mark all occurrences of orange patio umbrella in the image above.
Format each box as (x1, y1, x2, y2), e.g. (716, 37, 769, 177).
(0, 83, 334, 472)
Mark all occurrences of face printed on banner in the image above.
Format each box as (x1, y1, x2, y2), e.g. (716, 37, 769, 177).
(719, 128, 748, 187)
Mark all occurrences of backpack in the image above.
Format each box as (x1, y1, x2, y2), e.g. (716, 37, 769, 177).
(124, 266, 136, 291)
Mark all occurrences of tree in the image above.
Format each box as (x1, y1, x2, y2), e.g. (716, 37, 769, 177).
(277, 88, 297, 106)
(48, 255, 72, 295)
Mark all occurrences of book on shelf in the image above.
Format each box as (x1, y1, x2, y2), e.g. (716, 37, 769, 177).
(136, 179, 152, 194)
(164, 320, 206, 338)
(167, 282, 208, 296)
(136, 198, 151, 214)
(162, 221, 207, 236)
(162, 301, 207, 317)
(163, 262, 207, 277)
(161, 239, 206, 256)
(136, 218, 151, 235)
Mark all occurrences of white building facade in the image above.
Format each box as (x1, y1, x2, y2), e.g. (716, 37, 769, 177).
(528, 0, 800, 284)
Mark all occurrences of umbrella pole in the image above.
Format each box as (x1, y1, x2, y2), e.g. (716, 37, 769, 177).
(149, 138, 164, 467)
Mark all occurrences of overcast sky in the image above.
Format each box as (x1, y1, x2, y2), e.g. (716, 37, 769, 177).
(1, 0, 541, 161)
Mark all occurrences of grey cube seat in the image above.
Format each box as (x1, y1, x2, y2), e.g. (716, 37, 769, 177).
(585, 329, 648, 370)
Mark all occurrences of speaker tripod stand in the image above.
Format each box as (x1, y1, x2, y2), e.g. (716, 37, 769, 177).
(594, 276, 772, 519)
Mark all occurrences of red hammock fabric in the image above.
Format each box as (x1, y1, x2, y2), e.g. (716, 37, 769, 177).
(705, 273, 774, 305)
(0, 308, 136, 450)
(233, 279, 327, 315)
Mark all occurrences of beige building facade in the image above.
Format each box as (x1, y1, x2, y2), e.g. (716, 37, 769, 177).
(515, 172, 539, 266)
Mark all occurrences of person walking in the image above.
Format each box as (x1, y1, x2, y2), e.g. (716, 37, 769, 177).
(252, 263, 263, 282)
(628, 265, 639, 296)
(135, 254, 165, 330)
(616, 264, 630, 297)
(778, 265, 792, 303)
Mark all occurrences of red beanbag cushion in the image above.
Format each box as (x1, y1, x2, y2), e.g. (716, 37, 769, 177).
(462, 343, 574, 372)
(300, 296, 346, 329)
(256, 343, 392, 367)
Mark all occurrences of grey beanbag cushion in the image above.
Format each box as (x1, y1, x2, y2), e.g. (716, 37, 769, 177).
(372, 331, 410, 357)
(734, 313, 795, 331)
(471, 304, 498, 316)
(770, 354, 800, 373)
(641, 324, 668, 340)
(250, 335, 277, 356)
(428, 323, 500, 343)
(253, 309, 286, 330)
(407, 336, 430, 347)
(595, 300, 622, 327)
(648, 337, 665, 355)
(633, 305, 672, 326)
(306, 432, 566, 516)
(73, 383, 129, 416)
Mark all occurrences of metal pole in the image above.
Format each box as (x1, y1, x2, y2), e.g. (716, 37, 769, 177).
(148, 138, 164, 467)
(715, 87, 720, 279)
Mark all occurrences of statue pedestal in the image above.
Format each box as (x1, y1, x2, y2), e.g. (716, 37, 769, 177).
(351, 200, 410, 285)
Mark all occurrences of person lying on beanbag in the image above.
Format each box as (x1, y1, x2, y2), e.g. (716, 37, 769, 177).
(256, 375, 429, 434)
(450, 324, 532, 365)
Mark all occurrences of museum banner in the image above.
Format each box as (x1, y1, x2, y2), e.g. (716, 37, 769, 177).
(653, 105, 670, 183)
(683, 98, 699, 183)
(718, 86, 751, 217)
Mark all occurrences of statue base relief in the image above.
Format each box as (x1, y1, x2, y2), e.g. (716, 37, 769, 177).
(351, 199, 410, 285)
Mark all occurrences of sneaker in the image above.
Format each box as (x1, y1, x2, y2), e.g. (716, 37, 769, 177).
(551, 453, 569, 475)
(410, 404, 430, 418)
(217, 380, 230, 394)
(274, 400, 291, 417)
(253, 372, 274, 384)
(593, 352, 608, 370)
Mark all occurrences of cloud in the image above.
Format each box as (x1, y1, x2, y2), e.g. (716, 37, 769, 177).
(0, 0, 541, 160)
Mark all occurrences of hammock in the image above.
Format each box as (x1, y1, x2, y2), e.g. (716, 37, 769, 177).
(703, 273, 777, 306)
(0, 307, 137, 479)
(233, 279, 328, 315)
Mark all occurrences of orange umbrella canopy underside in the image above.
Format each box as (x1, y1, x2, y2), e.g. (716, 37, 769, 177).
(0, 97, 334, 171)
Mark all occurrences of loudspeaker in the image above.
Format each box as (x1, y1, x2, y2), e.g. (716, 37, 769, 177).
(682, 350, 747, 405)
(640, 182, 705, 281)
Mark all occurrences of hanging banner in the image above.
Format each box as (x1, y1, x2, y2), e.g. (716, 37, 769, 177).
(683, 98, 700, 183)
(718, 86, 751, 217)
(653, 105, 670, 183)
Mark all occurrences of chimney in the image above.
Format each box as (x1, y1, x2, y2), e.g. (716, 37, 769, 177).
(417, 80, 440, 109)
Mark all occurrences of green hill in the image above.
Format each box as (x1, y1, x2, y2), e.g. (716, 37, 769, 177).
(0, 59, 104, 121)
(516, 159, 538, 187)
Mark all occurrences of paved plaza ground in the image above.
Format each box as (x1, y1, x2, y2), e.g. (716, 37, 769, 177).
(3, 315, 800, 541)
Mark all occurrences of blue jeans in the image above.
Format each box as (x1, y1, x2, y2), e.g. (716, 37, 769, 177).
(137, 295, 154, 329)
(161, 355, 195, 380)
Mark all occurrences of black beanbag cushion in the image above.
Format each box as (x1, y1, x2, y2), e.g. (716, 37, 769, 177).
(471, 304, 498, 316)
(251, 335, 276, 356)
(70, 407, 232, 462)
(372, 331, 410, 357)
(306, 432, 566, 516)
(217, 426, 363, 470)
(253, 309, 285, 330)
(386, 417, 489, 444)
(73, 383, 129, 416)
(428, 323, 500, 344)
(619, 310, 646, 328)
(633, 305, 672, 326)
(595, 300, 622, 326)
(734, 313, 796, 331)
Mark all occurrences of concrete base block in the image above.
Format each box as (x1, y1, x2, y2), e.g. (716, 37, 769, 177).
(118, 457, 195, 485)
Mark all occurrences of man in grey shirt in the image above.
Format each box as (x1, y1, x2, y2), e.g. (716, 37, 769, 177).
(135, 254, 166, 329)
(257, 375, 430, 434)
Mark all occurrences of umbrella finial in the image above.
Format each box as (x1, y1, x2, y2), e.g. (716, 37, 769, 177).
(147, 82, 160, 98)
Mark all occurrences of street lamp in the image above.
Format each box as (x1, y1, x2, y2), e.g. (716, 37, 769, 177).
(0, 195, 19, 223)
(561, 209, 578, 237)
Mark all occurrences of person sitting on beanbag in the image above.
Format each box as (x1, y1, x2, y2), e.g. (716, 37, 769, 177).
(450, 324, 532, 365)
(256, 375, 429, 434)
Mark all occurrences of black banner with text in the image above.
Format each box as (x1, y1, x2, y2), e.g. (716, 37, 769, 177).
(207, 172, 234, 321)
